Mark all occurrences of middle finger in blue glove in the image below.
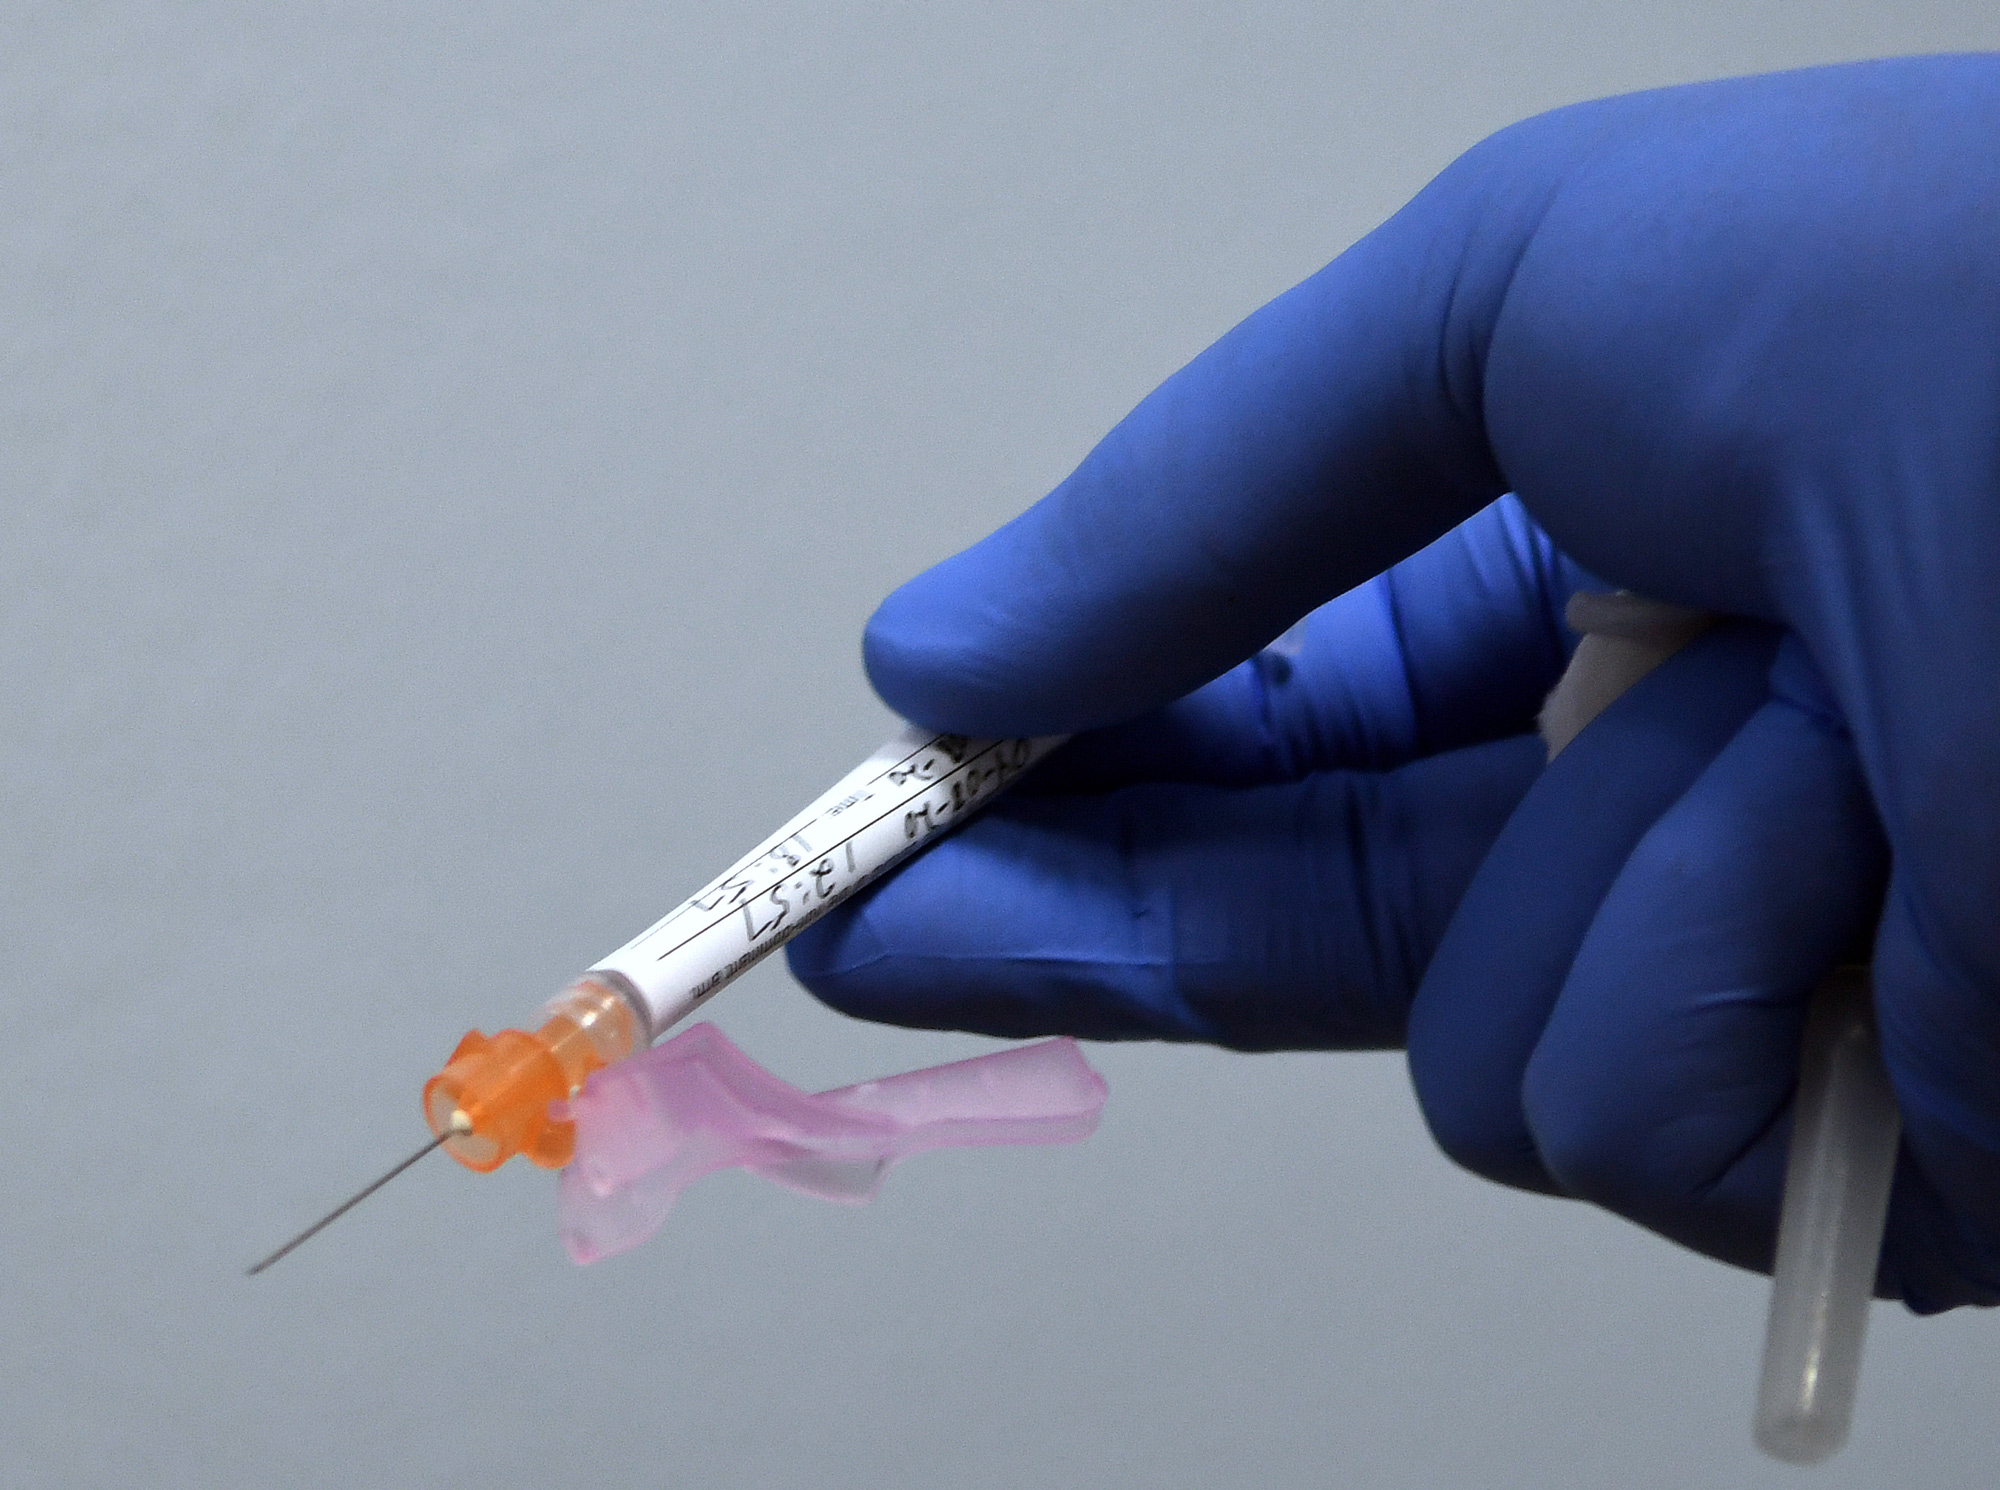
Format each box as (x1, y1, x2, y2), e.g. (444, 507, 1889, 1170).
(787, 733, 1543, 1049)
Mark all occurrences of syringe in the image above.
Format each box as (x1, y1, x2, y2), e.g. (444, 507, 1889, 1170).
(248, 726, 1064, 1272)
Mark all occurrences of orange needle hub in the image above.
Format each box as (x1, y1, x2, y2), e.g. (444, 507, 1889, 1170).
(423, 977, 646, 1171)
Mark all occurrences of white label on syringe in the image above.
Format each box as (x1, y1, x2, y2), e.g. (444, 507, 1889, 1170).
(590, 726, 1067, 1035)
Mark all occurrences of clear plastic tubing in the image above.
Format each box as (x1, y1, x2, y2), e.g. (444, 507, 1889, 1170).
(1754, 967, 1902, 1464)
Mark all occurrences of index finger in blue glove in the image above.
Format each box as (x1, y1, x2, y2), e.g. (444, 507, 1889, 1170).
(1027, 495, 1596, 795)
(864, 139, 1577, 737)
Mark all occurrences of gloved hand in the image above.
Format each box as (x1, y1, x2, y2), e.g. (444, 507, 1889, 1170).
(795, 497, 1590, 1048)
(789, 56, 2000, 1311)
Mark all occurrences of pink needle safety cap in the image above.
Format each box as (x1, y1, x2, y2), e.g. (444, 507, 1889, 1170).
(556, 1023, 1109, 1263)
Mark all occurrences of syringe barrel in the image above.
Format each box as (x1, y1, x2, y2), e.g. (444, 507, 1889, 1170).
(589, 726, 1068, 1038)
(1754, 967, 1902, 1464)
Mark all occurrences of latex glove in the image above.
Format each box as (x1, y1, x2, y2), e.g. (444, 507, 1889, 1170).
(795, 57, 2000, 1310)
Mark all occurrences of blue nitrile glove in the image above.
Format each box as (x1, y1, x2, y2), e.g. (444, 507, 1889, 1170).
(790, 56, 2000, 1311)
(794, 497, 1593, 1048)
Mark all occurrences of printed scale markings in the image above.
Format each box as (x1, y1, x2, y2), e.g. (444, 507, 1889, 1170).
(627, 735, 1036, 977)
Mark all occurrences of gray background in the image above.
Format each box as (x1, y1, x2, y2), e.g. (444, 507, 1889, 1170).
(4, 5, 1997, 1487)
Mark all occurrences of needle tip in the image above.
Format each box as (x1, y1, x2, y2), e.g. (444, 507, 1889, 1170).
(245, 1130, 451, 1277)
